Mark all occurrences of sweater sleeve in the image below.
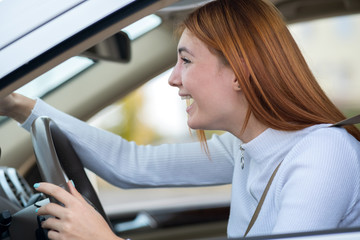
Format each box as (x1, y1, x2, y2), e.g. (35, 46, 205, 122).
(22, 99, 235, 188)
(272, 127, 360, 233)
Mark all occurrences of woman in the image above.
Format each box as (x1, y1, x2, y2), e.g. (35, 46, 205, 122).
(1, 0, 360, 239)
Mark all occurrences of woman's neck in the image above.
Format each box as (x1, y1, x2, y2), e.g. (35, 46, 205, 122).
(232, 117, 268, 143)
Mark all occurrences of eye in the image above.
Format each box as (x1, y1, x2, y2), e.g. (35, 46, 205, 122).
(181, 57, 191, 64)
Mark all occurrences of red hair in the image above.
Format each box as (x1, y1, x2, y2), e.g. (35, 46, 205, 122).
(179, 0, 360, 142)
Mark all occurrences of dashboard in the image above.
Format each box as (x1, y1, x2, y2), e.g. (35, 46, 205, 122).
(0, 167, 40, 210)
(0, 167, 48, 240)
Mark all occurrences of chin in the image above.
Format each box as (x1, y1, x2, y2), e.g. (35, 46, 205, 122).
(187, 118, 209, 130)
(187, 122, 196, 130)
(187, 119, 199, 130)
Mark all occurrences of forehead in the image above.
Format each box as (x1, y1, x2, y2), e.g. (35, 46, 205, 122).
(177, 29, 209, 55)
(178, 29, 228, 66)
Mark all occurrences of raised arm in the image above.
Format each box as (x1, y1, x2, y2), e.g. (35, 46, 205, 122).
(16, 97, 235, 189)
(0, 93, 36, 123)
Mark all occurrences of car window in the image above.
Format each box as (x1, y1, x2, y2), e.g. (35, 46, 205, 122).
(15, 56, 94, 99)
(0, 14, 162, 126)
(0, 56, 94, 125)
(289, 14, 360, 118)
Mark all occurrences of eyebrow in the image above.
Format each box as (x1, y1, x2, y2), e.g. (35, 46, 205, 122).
(178, 47, 194, 56)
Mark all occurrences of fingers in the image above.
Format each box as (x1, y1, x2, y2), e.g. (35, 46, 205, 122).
(67, 180, 84, 201)
(34, 181, 112, 240)
(36, 202, 67, 219)
(47, 230, 60, 240)
(34, 182, 73, 207)
(41, 218, 68, 240)
(40, 216, 62, 231)
(67, 180, 92, 207)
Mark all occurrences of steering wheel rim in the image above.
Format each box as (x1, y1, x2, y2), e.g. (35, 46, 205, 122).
(30, 116, 112, 228)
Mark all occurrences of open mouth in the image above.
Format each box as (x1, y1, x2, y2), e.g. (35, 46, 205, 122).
(181, 95, 194, 108)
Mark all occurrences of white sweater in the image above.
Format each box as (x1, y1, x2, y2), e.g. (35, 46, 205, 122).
(22, 99, 360, 238)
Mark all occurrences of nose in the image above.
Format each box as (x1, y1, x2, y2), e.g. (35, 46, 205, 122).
(168, 64, 182, 88)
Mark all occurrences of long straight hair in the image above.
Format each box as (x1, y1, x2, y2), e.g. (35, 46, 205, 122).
(180, 0, 360, 142)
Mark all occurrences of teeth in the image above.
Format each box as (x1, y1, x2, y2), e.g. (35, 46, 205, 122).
(180, 96, 194, 107)
(181, 96, 192, 100)
(186, 98, 194, 107)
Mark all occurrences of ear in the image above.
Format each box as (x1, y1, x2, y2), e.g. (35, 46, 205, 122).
(232, 58, 250, 91)
(232, 78, 242, 91)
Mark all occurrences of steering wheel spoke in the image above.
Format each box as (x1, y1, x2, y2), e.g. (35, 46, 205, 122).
(30, 116, 112, 228)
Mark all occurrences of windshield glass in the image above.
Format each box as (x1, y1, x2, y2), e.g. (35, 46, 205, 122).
(0, 14, 162, 125)
(0, 56, 94, 124)
(15, 56, 94, 98)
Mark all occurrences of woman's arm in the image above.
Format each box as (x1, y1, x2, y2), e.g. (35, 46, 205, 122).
(0, 93, 36, 123)
(19, 98, 235, 188)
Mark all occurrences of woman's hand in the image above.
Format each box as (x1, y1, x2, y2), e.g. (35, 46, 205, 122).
(0, 93, 35, 123)
(0, 94, 16, 115)
(34, 181, 124, 240)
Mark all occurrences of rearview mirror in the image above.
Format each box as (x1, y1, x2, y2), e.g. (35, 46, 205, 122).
(81, 31, 131, 63)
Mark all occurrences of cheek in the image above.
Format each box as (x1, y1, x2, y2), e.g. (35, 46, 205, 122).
(182, 66, 212, 89)
(181, 69, 197, 89)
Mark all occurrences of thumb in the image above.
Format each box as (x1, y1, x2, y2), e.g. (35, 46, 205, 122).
(67, 180, 96, 207)
(67, 180, 86, 202)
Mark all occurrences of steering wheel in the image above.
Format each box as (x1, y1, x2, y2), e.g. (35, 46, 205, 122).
(30, 116, 112, 228)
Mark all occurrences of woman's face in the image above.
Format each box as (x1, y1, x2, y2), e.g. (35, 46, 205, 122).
(168, 29, 245, 132)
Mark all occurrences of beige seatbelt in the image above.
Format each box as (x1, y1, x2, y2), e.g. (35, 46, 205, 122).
(243, 114, 360, 238)
(331, 114, 360, 127)
(244, 161, 282, 237)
